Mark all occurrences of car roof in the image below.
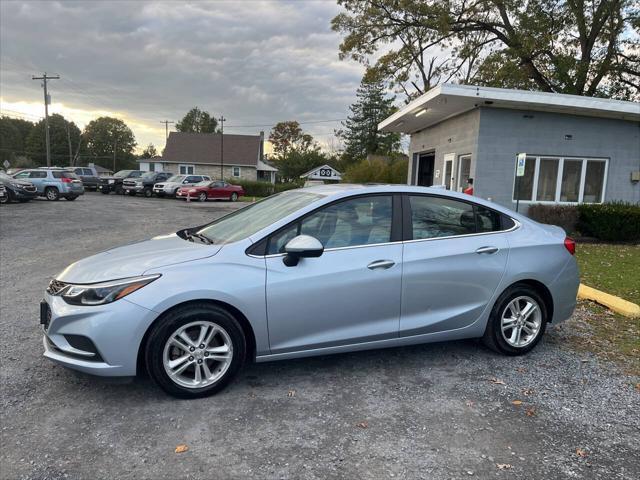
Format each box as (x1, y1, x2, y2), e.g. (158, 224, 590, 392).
(296, 183, 527, 221)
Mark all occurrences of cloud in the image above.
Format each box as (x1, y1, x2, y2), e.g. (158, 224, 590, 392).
(0, 0, 364, 151)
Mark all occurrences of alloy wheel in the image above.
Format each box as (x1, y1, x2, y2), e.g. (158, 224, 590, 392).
(500, 296, 542, 348)
(162, 321, 233, 389)
(198, 192, 207, 202)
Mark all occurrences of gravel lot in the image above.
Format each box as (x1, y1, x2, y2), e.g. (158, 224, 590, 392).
(1, 193, 638, 480)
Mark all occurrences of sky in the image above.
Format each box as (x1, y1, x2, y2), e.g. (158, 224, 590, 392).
(0, 0, 365, 153)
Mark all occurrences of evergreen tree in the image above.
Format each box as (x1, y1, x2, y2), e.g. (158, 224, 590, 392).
(337, 73, 400, 164)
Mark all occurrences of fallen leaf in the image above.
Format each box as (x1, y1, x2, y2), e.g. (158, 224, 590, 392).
(511, 400, 523, 406)
(525, 407, 536, 417)
(490, 378, 505, 385)
(287, 389, 296, 398)
(576, 448, 588, 458)
(521, 388, 535, 396)
(356, 421, 368, 429)
(496, 464, 512, 470)
(175, 444, 189, 454)
(635, 383, 640, 392)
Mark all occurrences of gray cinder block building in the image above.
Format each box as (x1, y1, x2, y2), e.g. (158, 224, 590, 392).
(379, 84, 639, 212)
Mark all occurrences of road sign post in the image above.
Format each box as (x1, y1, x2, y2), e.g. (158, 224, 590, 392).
(515, 153, 526, 213)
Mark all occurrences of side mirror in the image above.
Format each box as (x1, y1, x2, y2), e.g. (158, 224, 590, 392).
(183, 180, 190, 184)
(283, 235, 324, 267)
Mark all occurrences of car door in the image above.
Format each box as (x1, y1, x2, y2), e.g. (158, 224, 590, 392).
(208, 181, 225, 198)
(400, 195, 509, 336)
(265, 194, 403, 354)
(24, 171, 46, 193)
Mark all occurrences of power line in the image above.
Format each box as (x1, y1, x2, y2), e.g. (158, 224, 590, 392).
(160, 120, 175, 140)
(32, 73, 60, 167)
(225, 118, 346, 128)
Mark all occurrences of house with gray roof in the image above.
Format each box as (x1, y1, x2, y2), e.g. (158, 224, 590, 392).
(379, 84, 639, 212)
(137, 131, 277, 183)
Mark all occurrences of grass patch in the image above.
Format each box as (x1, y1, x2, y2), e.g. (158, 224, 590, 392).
(559, 243, 640, 376)
(576, 243, 640, 304)
(553, 302, 640, 376)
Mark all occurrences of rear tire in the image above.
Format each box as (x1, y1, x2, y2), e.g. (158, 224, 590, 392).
(45, 187, 60, 201)
(144, 188, 153, 198)
(482, 284, 547, 356)
(66, 195, 77, 201)
(198, 192, 207, 202)
(145, 303, 246, 398)
(0, 191, 10, 204)
(230, 192, 238, 202)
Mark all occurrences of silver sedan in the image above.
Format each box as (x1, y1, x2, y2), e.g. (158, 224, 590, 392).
(41, 185, 579, 398)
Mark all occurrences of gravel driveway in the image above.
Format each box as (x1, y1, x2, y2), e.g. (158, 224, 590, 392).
(1, 193, 638, 480)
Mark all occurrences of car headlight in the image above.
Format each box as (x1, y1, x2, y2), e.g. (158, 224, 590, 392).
(10, 182, 24, 188)
(108, 179, 115, 184)
(58, 274, 161, 306)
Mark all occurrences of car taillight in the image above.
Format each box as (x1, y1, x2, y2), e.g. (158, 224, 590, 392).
(564, 237, 576, 255)
(61, 177, 72, 183)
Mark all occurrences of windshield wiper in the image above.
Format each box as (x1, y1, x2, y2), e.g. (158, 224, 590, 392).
(185, 231, 214, 245)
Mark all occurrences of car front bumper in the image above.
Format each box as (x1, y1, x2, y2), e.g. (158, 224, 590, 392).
(42, 293, 158, 376)
(10, 187, 38, 200)
(124, 185, 145, 193)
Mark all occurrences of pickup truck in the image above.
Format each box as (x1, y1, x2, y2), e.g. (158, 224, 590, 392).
(99, 170, 144, 194)
(123, 171, 174, 197)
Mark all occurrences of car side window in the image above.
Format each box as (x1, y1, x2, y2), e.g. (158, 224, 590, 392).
(32, 171, 47, 178)
(14, 171, 30, 178)
(266, 195, 393, 254)
(409, 196, 476, 239)
(475, 205, 502, 233)
(83, 168, 92, 175)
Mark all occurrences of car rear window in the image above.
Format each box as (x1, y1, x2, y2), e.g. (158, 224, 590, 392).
(52, 171, 77, 179)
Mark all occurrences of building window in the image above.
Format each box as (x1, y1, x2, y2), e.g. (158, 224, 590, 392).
(179, 164, 195, 175)
(457, 155, 471, 191)
(232, 166, 241, 177)
(513, 156, 607, 204)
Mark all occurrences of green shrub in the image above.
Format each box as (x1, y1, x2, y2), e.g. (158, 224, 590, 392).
(231, 180, 303, 197)
(232, 180, 275, 197)
(343, 158, 408, 184)
(577, 202, 640, 242)
(527, 204, 579, 234)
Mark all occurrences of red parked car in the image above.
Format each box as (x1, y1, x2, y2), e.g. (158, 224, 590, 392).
(176, 180, 245, 202)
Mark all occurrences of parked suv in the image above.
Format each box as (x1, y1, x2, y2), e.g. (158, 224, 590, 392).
(99, 170, 144, 194)
(66, 166, 99, 191)
(0, 172, 38, 203)
(123, 171, 174, 197)
(13, 168, 84, 201)
(153, 174, 211, 197)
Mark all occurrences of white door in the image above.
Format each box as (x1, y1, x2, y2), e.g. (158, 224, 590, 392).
(442, 154, 457, 190)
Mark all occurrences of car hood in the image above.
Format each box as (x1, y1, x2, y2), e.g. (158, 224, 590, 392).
(56, 233, 222, 283)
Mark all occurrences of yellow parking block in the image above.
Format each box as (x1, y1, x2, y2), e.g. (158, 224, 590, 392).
(578, 284, 640, 318)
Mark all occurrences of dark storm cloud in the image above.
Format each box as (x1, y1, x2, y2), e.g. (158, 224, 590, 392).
(0, 0, 363, 143)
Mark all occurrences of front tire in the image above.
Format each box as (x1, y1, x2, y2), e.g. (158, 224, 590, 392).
(45, 187, 60, 201)
(198, 192, 207, 202)
(482, 285, 547, 355)
(145, 303, 246, 398)
(144, 188, 153, 198)
(128, 190, 137, 196)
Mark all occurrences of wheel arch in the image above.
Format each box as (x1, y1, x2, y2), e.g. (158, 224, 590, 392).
(502, 279, 554, 322)
(136, 298, 257, 376)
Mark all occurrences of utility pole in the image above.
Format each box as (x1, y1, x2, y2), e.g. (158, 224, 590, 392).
(66, 124, 73, 166)
(218, 116, 226, 180)
(32, 73, 60, 167)
(113, 138, 118, 173)
(160, 120, 175, 140)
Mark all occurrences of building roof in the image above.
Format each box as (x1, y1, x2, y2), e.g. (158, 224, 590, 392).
(92, 164, 112, 173)
(379, 84, 640, 133)
(158, 132, 261, 166)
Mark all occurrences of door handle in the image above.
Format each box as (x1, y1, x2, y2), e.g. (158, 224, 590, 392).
(367, 259, 395, 270)
(475, 246, 499, 255)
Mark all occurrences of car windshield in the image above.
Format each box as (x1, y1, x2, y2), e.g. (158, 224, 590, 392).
(114, 170, 133, 178)
(167, 175, 185, 183)
(197, 190, 324, 244)
(195, 181, 211, 186)
(142, 172, 156, 179)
